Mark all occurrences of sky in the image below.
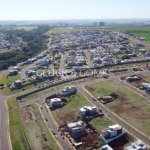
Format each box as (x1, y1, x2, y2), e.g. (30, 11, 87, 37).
(0, 0, 150, 20)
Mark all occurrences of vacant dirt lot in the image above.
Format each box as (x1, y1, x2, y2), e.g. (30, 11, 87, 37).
(109, 133, 135, 150)
(85, 80, 150, 136)
(21, 105, 61, 150)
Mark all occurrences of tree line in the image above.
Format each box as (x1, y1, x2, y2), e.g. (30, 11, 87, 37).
(0, 25, 52, 70)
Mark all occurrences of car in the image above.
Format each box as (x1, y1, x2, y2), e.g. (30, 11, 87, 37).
(92, 97, 96, 101)
(54, 134, 58, 139)
(107, 114, 110, 117)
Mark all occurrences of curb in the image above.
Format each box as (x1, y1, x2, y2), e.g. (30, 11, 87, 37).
(5, 100, 13, 150)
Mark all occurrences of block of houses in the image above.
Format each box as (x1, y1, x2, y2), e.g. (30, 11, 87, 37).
(67, 121, 87, 139)
(78, 106, 97, 119)
(125, 140, 147, 150)
(100, 124, 123, 144)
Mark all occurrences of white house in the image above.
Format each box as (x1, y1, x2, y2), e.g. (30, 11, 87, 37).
(78, 106, 97, 118)
(50, 98, 61, 107)
(13, 66, 20, 71)
(61, 86, 76, 96)
(100, 124, 123, 144)
(99, 145, 113, 150)
(125, 140, 147, 150)
(67, 121, 87, 139)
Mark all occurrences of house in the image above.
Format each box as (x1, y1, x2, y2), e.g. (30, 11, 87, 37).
(9, 70, 18, 76)
(125, 140, 147, 150)
(140, 83, 150, 92)
(50, 98, 61, 107)
(126, 76, 140, 82)
(78, 106, 97, 119)
(13, 66, 20, 71)
(93, 58, 102, 64)
(14, 80, 22, 87)
(61, 86, 77, 96)
(100, 124, 123, 144)
(67, 121, 87, 139)
(99, 145, 113, 150)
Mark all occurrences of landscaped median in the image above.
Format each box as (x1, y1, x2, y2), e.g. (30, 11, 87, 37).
(85, 80, 150, 136)
(7, 97, 61, 150)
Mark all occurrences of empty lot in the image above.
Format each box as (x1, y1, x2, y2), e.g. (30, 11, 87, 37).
(85, 80, 150, 136)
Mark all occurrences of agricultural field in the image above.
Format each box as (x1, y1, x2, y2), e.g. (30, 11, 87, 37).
(111, 26, 150, 41)
(44, 27, 78, 36)
(51, 91, 93, 126)
(85, 80, 150, 136)
(0, 26, 37, 31)
(22, 104, 61, 150)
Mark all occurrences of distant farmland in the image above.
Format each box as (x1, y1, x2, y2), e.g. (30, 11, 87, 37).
(44, 27, 79, 36)
(111, 26, 150, 41)
(0, 26, 37, 31)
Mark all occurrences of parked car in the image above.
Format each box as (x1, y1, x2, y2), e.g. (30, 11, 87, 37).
(92, 97, 96, 101)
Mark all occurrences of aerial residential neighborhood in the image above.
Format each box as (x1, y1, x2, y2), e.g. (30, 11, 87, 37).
(0, 1, 150, 150)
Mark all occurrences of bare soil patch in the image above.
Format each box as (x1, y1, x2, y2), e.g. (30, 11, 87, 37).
(109, 133, 135, 150)
(21, 105, 35, 122)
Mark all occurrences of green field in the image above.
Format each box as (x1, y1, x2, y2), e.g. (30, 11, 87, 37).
(85, 80, 150, 136)
(22, 104, 61, 150)
(0, 71, 20, 85)
(7, 97, 29, 150)
(44, 27, 78, 36)
(89, 116, 114, 134)
(51, 92, 93, 126)
(112, 26, 150, 41)
(0, 26, 37, 31)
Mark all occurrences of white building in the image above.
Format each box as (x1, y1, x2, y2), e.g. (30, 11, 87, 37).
(100, 124, 123, 144)
(61, 86, 76, 96)
(67, 121, 87, 139)
(125, 140, 147, 150)
(99, 145, 113, 150)
(50, 98, 61, 107)
(13, 66, 20, 71)
(78, 106, 97, 118)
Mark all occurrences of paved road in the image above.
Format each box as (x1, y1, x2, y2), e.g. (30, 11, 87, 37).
(0, 95, 10, 150)
(38, 100, 74, 150)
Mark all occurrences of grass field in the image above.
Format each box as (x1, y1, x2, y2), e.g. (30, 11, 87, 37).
(0, 71, 20, 85)
(44, 27, 78, 36)
(7, 74, 20, 84)
(89, 116, 114, 134)
(22, 104, 61, 150)
(85, 80, 150, 136)
(7, 97, 29, 150)
(112, 26, 150, 41)
(0, 49, 12, 53)
(51, 91, 93, 126)
(0, 26, 37, 31)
